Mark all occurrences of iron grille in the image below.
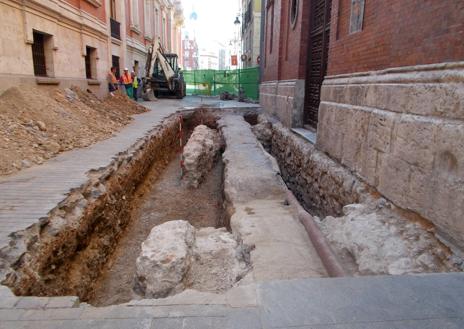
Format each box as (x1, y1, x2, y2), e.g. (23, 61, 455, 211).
(110, 18, 121, 40)
(32, 32, 47, 77)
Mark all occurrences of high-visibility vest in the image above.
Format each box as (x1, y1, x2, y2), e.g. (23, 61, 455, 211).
(133, 77, 139, 88)
(121, 73, 132, 84)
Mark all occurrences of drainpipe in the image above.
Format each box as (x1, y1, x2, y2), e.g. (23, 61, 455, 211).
(286, 190, 346, 277)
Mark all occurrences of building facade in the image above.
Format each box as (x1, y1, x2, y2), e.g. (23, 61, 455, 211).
(182, 36, 199, 70)
(241, 0, 261, 68)
(0, 0, 110, 95)
(0, 0, 184, 97)
(260, 0, 464, 250)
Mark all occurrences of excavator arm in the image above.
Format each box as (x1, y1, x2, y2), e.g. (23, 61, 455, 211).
(145, 41, 176, 91)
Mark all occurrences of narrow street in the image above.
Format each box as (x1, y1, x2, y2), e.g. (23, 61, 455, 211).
(1, 0, 464, 328)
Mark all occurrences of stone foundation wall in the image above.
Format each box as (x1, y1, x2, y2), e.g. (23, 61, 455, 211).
(317, 62, 464, 250)
(259, 80, 305, 128)
(269, 121, 370, 218)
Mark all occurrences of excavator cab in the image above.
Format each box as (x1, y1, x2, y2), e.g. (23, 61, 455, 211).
(143, 42, 186, 100)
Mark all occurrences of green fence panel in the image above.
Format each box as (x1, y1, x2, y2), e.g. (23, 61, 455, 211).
(183, 67, 260, 101)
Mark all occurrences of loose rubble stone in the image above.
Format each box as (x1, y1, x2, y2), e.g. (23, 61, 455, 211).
(135, 220, 195, 298)
(134, 220, 250, 299)
(187, 227, 250, 292)
(182, 125, 221, 188)
(36, 121, 47, 132)
(318, 199, 460, 275)
(251, 122, 273, 150)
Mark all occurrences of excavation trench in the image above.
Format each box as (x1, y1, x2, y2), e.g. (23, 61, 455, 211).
(252, 115, 463, 276)
(0, 109, 240, 305)
(3, 108, 459, 308)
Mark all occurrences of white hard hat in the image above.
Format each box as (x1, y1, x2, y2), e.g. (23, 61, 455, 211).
(124, 67, 129, 71)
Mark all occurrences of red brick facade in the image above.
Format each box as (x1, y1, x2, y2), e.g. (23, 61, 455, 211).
(263, 0, 464, 80)
(328, 0, 464, 75)
(262, 0, 311, 82)
(63, 0, 107, 22)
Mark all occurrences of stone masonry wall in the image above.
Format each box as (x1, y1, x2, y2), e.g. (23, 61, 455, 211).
(260, 80, 305, 128)
(268, 120, 370, 218)
(317, 62, 464, 250)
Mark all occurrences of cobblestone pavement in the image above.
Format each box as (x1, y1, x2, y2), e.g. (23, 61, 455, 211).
(1, 97, 463, 328)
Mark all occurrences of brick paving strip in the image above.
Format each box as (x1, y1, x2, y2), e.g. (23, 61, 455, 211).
(0, 98, 463, 328)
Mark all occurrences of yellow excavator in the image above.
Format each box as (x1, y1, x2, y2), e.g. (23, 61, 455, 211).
(142, 41, 186, 100)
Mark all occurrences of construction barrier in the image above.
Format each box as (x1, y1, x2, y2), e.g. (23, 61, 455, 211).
(183, 67, 260, 101)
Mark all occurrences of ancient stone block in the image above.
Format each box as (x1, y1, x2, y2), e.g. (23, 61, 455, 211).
(377, 154, 411, 210)
(340, 107, 370, 172)
(392, 116, 436, 171)
(182, 125, 221, 188)
(135, 220, 195, 298)
(367, 109, 396, 153)
(135, 220, 250, 299)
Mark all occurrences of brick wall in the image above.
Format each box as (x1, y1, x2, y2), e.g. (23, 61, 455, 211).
(329, 0, 464, 75)
(63, 0, 107, 23)
(263, 0, 312, 82)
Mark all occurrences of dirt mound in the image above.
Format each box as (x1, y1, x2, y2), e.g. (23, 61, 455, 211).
(0, 86, 147, 176)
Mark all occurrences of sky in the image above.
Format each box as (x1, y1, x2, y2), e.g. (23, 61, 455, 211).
(181, 0, 241, 51)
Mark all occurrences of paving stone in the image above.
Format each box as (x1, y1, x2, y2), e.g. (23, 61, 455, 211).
(225, 308, 262, 329)
(15, 297, 50, 309)
(259, 273, 464, 328)
(280, 317, 464, 329)
(0, 286, 15, 298)
(0, 319, 153, 329)
(20, 307, 83, 320)
(0, 309, 26, 321)
(0, 298, 19, 309)
(45, 296, 79, 309)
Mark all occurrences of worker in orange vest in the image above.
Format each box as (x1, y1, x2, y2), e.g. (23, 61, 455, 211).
(120, 68, 133, 99)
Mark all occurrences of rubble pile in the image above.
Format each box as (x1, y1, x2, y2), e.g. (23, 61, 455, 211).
(0, 86, 146, 176)
(134, 220, 250, 299)
(318, 199, 461, 275)
(182, 125, 222, 188)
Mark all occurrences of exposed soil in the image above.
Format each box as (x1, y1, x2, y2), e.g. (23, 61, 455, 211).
(89, 153, 225, 306)
(0, 86, 147, 176)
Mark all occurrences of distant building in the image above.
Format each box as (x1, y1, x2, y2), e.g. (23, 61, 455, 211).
(198, 49, 219, 70)
(218, 49, 226, 70)
(241, 0, 261, 68)
(182, 36, 199, 70)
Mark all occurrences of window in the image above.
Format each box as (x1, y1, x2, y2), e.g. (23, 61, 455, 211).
(112, 55, 120, 79)
(290, 0, 299, 29)
(32, 31, 54, 77)
(85, 46, 97, 79)
(32, 32, 47, 76)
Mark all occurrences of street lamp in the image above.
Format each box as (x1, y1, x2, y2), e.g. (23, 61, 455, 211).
(234, 16, 240, 25)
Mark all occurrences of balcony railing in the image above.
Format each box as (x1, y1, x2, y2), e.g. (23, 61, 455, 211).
(110, 18, 121, 40)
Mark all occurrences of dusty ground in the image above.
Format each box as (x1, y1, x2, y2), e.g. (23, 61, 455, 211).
(0, 86, 147, 176)
(89, 153, 225, 306)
